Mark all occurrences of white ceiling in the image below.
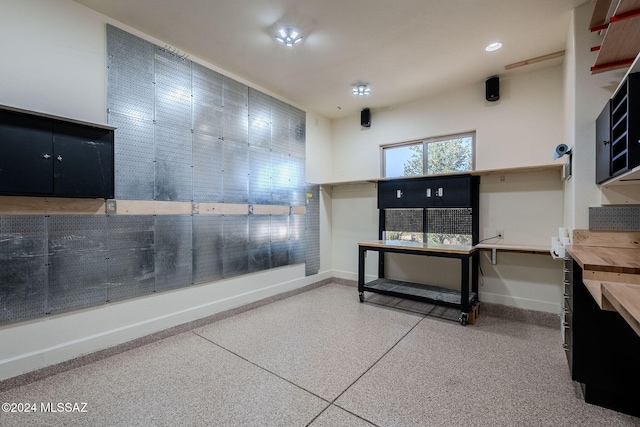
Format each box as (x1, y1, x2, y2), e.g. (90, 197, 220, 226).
(73, 0, 589, 119)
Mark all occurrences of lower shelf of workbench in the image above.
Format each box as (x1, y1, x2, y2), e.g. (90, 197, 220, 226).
(361, 278, 477, 308)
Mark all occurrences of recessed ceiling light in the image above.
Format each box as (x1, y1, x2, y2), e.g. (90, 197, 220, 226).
(485, 42, 503, 52)
(275, 27, 303, 47)
(352, 84, 371, 96)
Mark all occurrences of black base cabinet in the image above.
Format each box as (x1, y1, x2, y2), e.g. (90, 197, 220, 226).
(0, 107, 114, 199)
(567, 257, 640, 417)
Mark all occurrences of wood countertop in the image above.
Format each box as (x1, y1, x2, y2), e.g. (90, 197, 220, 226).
(359, 240, 476, 255)
(565, 245, 640, 275)
(567, 231, 640, 337)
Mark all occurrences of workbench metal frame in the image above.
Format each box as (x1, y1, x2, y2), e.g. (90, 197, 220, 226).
(358, 240, 479, 325)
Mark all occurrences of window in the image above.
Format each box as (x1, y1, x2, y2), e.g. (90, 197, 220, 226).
(381, 132, 475, 178)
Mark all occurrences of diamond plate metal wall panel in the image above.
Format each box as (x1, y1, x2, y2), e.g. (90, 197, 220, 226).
(155, 48, 193, 129)
(193, 132, 224, 203)
(223, 140, 249, 203)
(223, 215, 248, 278)
(48, 251, 108, 314)
(109, 111, 155, 200)
(192, 215, 223, 284)
(249, 88, 271, 150)
(155, 124, 193, 201)
(0, 216, 47, 323)
(107, 25, 154, 121)
(589, 206, 640, 231)
(305, 184, 320, 276)
(154, 215, 193, 292)
(289, 213, 305, 266)
(249, 146, 272, 205)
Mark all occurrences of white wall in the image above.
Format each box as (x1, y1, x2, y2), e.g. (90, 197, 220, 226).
(328, 65, 568, 314)
(0, 0, 333, 381)
(330, 66, 566, 183)
(564, 2, 628, 231)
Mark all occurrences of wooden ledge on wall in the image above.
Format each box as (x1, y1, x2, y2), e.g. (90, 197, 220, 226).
(0, 195, 306, 216)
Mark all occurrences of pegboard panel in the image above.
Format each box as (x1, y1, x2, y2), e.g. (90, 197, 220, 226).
(248, 88, 271, 150)
(48, 216, 107, 254)
(589, 206, 640, 231)
(290, 156, 306, 206)
(107, 25, 155, 121)
(270, 214, 290, 269)
(385, 209, 424, 233)
(107, 247, 155, 302)
(222, 215, 248, 278)
(193, 131, 224, 203)
(249, 244, 272, 273)
(223, 140, 249, 203)
(305, 184, 320, 276)
(426, 208, 473, 235)
(249, 146, 272, 205)
(155, 124, 193, 202)
(271, 151, 291, 205)
(154, 47, 193, 129)
(0, 215, 47, 323)
(223, 111, 249, 145)
(192, 62, 224, 125)
(48, 251, 108, 314)
(192, 215, 223, 284)
(107, 215, 155, 250)
(154, 215, 193, 292)
(271, 98, 290, 130)
(289, 213, 306, 266)
(108, 111, 155, 200)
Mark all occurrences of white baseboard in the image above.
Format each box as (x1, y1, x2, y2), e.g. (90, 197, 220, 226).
(0, 267, 332, 382)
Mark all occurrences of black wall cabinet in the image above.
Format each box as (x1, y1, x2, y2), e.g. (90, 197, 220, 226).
(0, 108, 114, 198)
(597, 72, 640, 183)
(595, 101, 611, 184)
(378, 175, 474, 209)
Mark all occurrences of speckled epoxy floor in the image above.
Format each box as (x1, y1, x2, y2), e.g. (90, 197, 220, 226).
(1, 283, 639, 426)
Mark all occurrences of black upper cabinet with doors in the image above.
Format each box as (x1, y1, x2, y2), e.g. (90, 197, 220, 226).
(378, 175, 474, 209)
(597, 72, 640, 183)
(0, 107, 114, 199)
(595, 100, 611, 184)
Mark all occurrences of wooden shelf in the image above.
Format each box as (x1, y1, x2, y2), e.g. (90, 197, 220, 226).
(475, 243, 550, 255)
(322, 163, 564, 187)
(591, 0, 640, 73)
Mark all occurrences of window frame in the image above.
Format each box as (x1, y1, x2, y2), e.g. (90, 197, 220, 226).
(380, 131, 476, 178)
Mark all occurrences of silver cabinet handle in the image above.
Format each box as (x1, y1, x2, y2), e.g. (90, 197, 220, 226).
(43, 154, 51, 159)
(57, 155, 63, 162)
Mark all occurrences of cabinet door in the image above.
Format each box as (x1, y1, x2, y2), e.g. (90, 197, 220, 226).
(0, 111, 54, 195)
(378, 180, 408, 208)
(429, 176, 471, 207)
(595, 101, 611, 184)
(53, 122, 114, 198)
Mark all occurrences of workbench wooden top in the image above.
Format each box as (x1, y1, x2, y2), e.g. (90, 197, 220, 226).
(359, 240, 476, 254)
(565, 245, 640, 275)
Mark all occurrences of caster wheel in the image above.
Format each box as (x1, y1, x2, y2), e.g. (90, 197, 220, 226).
(359, 292, 365, 303)
(459, 312, 468, 326)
